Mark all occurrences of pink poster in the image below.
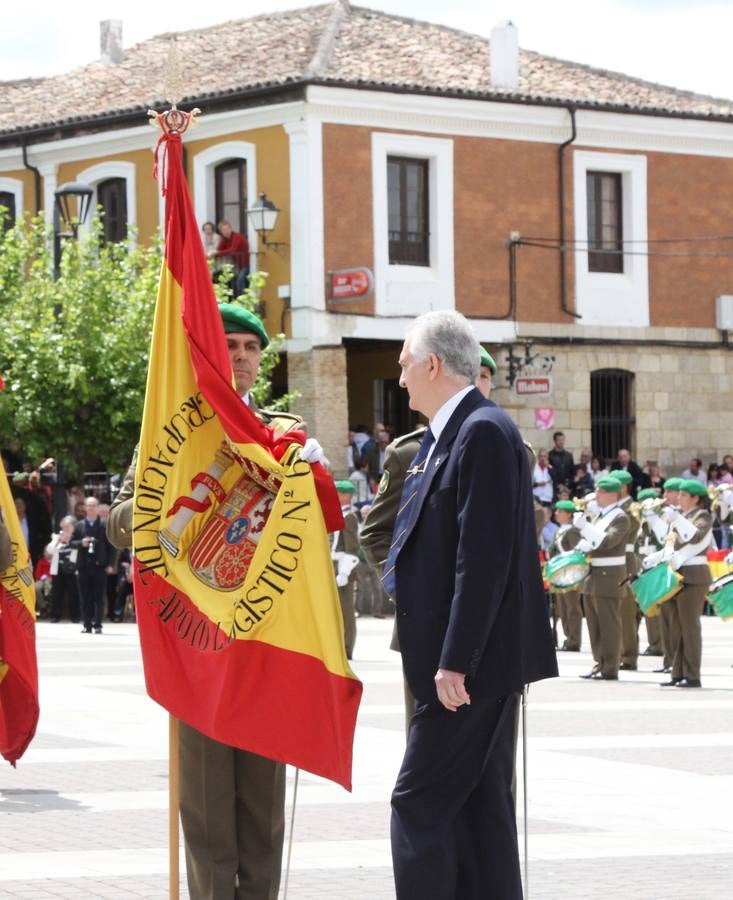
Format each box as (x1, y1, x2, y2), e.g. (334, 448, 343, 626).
(535, 407, 554, 430)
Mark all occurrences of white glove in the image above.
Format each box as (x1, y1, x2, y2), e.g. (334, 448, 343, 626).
(725, 551, 733, 566)
(572, 512, 587, 528)
(578, 520, 606, 550)
(575, 538, 592, 553)
(336, 573, 349, 587)
(642, 551, 662, 570)
(661, 506, 678, 524)
(585, 499, 600, 517)
(299, 438, 326, 465)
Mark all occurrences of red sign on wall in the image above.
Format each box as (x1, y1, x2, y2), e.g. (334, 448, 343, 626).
(328, 268, 374, 302)
(514, 375, 553, 396)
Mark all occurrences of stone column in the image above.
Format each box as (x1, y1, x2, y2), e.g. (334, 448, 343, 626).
(289, 346, 348, 478)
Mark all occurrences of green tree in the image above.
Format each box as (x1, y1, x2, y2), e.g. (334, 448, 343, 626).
(0, 215, 294, 479)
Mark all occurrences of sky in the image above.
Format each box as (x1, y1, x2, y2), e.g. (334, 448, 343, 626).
(3, 0, 733, 100)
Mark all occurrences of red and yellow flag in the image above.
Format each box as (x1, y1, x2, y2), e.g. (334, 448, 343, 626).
(133, 120, 361, 789)
(0, 455, 39, 766)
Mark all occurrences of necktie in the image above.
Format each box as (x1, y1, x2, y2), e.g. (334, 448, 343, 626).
(382, 428, 435, 595)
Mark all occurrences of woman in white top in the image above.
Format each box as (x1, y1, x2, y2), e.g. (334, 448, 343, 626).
(533, 448, 555, 505)
(201, 221, 221, 272)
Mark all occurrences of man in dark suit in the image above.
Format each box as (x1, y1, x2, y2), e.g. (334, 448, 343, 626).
(387, 310, 557, 900)
(610, 448, 648, 498)
(70, 496, 113, 634)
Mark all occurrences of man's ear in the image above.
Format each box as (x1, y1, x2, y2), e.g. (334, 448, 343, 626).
(427, 353, 441, 380)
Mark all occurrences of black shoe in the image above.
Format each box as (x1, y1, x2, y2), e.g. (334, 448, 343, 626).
(81, 627, 92, 634)
(660, 678, 682, 686)
(653, 666, 672, 673)
(641, 647, 662, 657)
(94, 627, 103, 634)
(50, 618, 60, 623)
(580, 669, 598, 679)
(619, 662, 637, 671)
(675, 678, 701, 688)
(559, 644, 580, 652)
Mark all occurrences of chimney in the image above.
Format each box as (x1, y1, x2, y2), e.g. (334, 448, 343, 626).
(100, 20, 123, 65)
(490, 21, 519, 91)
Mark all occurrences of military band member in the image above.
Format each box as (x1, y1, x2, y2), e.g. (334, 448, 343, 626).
(332, 480, 360, 660)
(635, 487, 665, 657)
(108, 305, 318, 900)
(575, 476, 629, 680)
(614, 469, 641, 670)
(646, 479, 713, 688)
(549, 500, 583, 651)
(643, 477, 684, 674)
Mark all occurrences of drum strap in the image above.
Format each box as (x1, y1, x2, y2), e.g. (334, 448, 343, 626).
(590, 556, 625, 567)
(671, 531, 712, 570)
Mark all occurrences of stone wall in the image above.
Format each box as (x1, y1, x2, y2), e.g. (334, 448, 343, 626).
(289, 346, 350, 478)
(495, 343, 733, 471)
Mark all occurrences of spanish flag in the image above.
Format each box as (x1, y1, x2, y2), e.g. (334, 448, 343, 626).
(133, 118, 361, 790)
(0, 454, 39, 766)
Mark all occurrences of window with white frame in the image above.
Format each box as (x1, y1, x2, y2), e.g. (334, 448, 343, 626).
(192, 142, 257, 256)
(97, 177, 128, 243)
(75, 162, 136, 243)
(0, 177, 23, 233)
(372, 132, 454, 317)
(573, 150, 648, 327)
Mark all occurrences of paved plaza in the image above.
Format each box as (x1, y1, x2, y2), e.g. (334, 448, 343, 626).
(1, 614, 732, 899)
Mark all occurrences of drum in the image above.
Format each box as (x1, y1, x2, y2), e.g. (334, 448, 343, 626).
(630, 564, 683, 617)
(707, 572, 733, 621)
(545, 551, 589, 593)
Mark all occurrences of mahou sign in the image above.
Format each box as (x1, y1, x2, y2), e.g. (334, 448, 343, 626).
(514, 375, 553, 396)
(328, 268, 374, 302)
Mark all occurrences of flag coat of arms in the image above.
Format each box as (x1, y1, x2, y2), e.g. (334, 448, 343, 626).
(0, 455, 39, 766)
(133, 116, 361, 790)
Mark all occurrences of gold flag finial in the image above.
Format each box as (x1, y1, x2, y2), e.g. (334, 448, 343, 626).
(148, 38, 201, 135)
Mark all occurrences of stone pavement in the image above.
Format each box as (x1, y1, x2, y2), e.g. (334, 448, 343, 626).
(0, 615, 732, 899)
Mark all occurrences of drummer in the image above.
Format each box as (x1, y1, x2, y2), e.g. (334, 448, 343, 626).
(657, 479, 713, 688)
(574, 476, 629, 681)
(643, 477, 684, 674)
(636, 488, 665, 658)
(548, 500, 584, 651)
(614, 470, 641, 672)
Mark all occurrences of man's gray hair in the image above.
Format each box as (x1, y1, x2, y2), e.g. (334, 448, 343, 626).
(407, 311, 480, 383)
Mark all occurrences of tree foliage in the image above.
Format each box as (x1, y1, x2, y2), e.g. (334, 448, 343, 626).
(0, 214, 293, 479)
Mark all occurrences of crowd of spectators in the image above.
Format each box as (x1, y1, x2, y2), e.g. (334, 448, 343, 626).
(533, 432, 733, 548)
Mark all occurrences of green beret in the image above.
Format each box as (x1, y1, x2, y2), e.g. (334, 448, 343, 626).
(663, 477, 683, 491)
(679, 479, 707, 497)
(597, 476, 622, 494)
(637, 488, 661, 501)
(554, 500, 576, 512)
(219, 304, 269, 348)
(613, 469, 633, 485)
(479, 347, 497, 375)
(334, 480, 355, 494)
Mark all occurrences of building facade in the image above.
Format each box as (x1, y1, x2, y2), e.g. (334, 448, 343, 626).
(2, 4, 733, 474)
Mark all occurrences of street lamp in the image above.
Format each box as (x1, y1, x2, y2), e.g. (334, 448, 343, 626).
(53, 181, 93, 277)
(247, 192, 288, 252)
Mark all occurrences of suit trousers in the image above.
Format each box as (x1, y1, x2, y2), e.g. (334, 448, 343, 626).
(77, 567, 107, 630)
(179, 722, 285, 900)
(659, 596, 680, 669)
(620, 587, 640, 666)
(668, 582, 707, 682)
(51, 572, 80, 622)
(391, 694, 522, 900)
(557, 590, 582, 649)
(584, 592, 622, 677)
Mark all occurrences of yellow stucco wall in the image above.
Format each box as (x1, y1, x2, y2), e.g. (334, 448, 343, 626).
(0, 169, 41, 217)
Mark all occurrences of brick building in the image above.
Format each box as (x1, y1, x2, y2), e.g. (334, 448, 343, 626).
(2, 3, 733, 473)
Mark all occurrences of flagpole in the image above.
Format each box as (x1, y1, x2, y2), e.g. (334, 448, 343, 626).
(282, 767, 300, 900)
(169, 715, 180, 900)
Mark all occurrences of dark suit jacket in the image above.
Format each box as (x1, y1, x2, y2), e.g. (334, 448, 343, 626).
(395, 388, 558, 704)
(70, 518, 113, 569)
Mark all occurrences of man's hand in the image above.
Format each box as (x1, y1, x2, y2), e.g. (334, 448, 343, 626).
(299, 438, 326, 466)
(435, 668, 471, 712)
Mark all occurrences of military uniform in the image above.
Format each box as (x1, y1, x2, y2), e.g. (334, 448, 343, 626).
(664, 490, 713, 686)
(548, 522, 583, 651)
(361, 427, 425, 734)
(576, 480, 629, 680)
(637, 510, 665, 657)
(618, 490, 642, 669)
(108, 404, 301, 900)
(331, 496, 360, 660)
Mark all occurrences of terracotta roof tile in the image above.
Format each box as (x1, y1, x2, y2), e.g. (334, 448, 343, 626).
(1, 3, 731, 138)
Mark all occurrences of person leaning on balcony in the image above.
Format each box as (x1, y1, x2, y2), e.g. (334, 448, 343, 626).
(207, 220, 250, 296)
